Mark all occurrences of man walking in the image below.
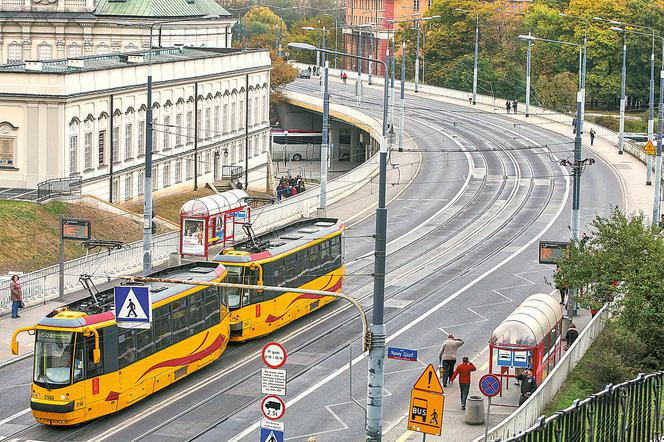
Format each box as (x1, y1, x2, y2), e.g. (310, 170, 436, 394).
(516, 368, 537, 406)
(589, 128, 596, 146)
(450, 356, 476, 410)
(512, 99, 518, 114)
(506, 100, 511, 114)
(438, 333, 464, 387)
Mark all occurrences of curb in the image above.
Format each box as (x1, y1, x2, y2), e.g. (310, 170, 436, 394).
(0, 352, 32, 369)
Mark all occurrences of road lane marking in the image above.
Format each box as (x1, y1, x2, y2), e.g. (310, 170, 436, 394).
(227, 124, 570, 442)
(0, 407, 31, 426)
(395, 429, 414, 442)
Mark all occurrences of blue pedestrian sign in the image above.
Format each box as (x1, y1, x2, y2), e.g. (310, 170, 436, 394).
(114, 286, 152, 329)
(259, 428, 284, 442)
(387, 347, 418, 362)
(479, 374, 501, 398)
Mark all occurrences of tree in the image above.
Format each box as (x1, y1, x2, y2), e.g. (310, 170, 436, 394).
(555, 208, 664, 368)
(534, 72, 578, 112)
(270, 52, 298, 104)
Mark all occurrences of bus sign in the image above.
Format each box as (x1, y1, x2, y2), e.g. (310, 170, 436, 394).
(538, 241, 570, 264)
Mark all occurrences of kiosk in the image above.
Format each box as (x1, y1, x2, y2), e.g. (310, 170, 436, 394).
(489, 293, 563, 386)
(179, 189, 250, 258)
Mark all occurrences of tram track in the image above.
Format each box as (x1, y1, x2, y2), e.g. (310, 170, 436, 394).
(2, 84, 567, 442)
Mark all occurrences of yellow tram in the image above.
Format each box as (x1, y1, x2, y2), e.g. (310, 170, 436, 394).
(212, 217, 345, 341)
(11, 263, 229, 426)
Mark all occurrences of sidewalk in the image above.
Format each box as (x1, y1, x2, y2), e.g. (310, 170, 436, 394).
(0, 123, 421, 367)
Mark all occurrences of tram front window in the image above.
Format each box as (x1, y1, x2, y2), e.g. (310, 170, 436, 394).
(225, 265, 243, 310)
(33, 330, 80, 388)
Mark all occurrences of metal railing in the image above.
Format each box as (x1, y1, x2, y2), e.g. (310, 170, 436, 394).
(37, 176, 82, 203)
(501, 371, 664, 442)
(221, 165, 244, 189)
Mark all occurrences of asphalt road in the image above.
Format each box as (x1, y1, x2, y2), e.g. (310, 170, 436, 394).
(0, 78, 623, 442)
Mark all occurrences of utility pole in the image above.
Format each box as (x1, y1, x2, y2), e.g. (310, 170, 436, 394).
(415, 21, 420, 93)
(356, 31, 363, 105)
(390, 34, 396, 133)
(525, 36, 531, 117)
(143, 38, 154, 275)
(653, 37, 664, 225)
(618, 31, 627, 154)
(399, 40, 405, 153)
(319, 60, 330, 215)
(472, 13, 479, 105)
(647, 32, 655, 185)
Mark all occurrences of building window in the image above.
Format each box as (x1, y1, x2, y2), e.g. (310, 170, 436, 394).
(186, 111, 193, 143)
(254, 96, 259, 126)
(7, 42, 22, 63)
(152, 166, 158, 191)
(98, 130, 106, 167)
(138, 170, 144, 195)
(239, 100, 244, 130)
(175, 159, 182, 182)
(185, 157, 192, 179)
(205, 108, 211, 139)
(175, 113, 182, 146)
(231, 102, 236, 132)
(124, 174, 133, 200)
(68, 43, 82, 58)
(152, 111, 159, 153)
(138, 119, 145, 156)
(37, 42, 52, 61)
(125, 123, 133, 159)
(163, 163, 171, 187)
(126, 43, 137, 52)
(261, 96, 267, 123)
(112, 177, 120, 202)
(223, 103, 229, 134)
(112, 125, 120, 162)
(205, 151, 211, 173)
(83, 132, 92, 170)
(163, 115, 171, 150)
(214, 105, 220, 138)
(70, 134, 79, 174)
(97, 43, 110, 55)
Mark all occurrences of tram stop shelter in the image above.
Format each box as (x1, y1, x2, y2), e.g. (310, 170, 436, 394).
(179, 189, 250, 259)
(489, 293, 563, 387)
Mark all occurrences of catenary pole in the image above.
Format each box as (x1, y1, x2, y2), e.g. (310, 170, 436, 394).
(399, 40, 405, 153)
(618, 31, 627, 154)
(143, 29, 155, 275)
(647, 32, 655, 185)
(472, 12, 479, 105)
(415, 21, 420, 93)
(319, 60, 330, 214)
(653, 37, 664, 225)
(525, 36, 531, 117)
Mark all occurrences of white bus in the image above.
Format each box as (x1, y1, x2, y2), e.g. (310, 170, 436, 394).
(271, 129, 322, 161)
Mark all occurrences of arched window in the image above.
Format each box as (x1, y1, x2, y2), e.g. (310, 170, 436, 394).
(67, 43, 82, 58)
(97, 42, 110, 55)
(37, 42, 53, 61)
(125, 43, 137, 52)
(7, 42, 22, 63)
(69, 118, 80, 174)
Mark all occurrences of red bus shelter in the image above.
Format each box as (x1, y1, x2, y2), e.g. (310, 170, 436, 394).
(489, 293, 564, 387)
(179, 189, 250, 259)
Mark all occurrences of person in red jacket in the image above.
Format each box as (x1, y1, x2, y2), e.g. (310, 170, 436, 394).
(450, 357, 476, 410)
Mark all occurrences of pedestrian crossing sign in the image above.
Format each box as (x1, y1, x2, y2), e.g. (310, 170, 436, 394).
(114, 286, 152, 329)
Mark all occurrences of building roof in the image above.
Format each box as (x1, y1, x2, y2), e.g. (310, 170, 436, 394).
(0, 47, 258, 74)
(94, 0, 230, 18)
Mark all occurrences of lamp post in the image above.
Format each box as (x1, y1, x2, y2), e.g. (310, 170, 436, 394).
(654, 36, 664, 225)
(455, 8, 480, 105)
(387, 16, 439, 94)
(289, 41, 390, 442)
(519, 34, 586, 319)
(119, 15, 218, 275)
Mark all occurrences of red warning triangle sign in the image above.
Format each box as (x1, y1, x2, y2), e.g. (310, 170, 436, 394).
(413, 364, 443, 394)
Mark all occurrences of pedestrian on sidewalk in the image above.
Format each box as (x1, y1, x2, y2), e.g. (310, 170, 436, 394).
(554, 265, 568, 305)
(512, 99, 518, 114)
(10, 274, 23, 319)
(468, 93, 473, 105)
(565, 323, 579, 347)
(505, 100, 511, 114)
(516, 368, 537, 406)
(450, 356, 476, 410)
(343, 72, 348, 84)
(589, 128, 596, 146)
(438, 333, 464, 387)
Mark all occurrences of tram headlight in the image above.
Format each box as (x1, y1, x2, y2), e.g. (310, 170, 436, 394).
(33, 392, 40, 398)
(60, 395, 67, 400)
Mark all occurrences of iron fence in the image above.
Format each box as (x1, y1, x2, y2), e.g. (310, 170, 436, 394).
(500, 371, 664, 442)
(221, 165, 244, 189)
(37, 176, 82, 203)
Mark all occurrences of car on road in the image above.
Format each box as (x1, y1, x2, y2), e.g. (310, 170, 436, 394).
(299, 69, 311, 79)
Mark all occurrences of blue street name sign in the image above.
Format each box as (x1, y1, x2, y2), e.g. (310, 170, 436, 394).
(114, 286, 152, 329)
(387, 347, 418, 362)
(259, 428, 284, 442)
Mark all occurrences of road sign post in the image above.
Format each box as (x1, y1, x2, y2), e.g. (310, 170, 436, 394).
(260, 342, 287, 439)
(407, 364, 444, 436)
(479, 374, 501, 441)
(262, 342, 287, 368)
(59, 217, 91, 298)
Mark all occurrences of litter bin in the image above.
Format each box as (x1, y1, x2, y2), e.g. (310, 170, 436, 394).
(465, 395, 485, 425)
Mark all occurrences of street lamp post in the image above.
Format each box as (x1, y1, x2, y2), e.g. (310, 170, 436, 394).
(415, 20, 420, 92)
(653, 36, 664, 225)
(615, 28, 628, 155)
(519, 34, 586, 319)
(455, 8, 480, 105)
(399, 39, 406, 152)
(525, 35, 532, 117)
(289, 41, 390, 442)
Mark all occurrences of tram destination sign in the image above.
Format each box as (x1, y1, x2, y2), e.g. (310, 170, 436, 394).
(538, 240, 570, 265)
(61, 218, 91, 241)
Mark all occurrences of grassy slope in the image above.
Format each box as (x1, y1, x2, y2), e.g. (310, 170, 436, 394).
(121, 188, 216, 224)
(0, 200, 148, 274)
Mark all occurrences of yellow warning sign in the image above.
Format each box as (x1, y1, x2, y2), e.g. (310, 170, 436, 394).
(645, 140, 656, 156)
(412, 364, 443, 394)
(407, 364, 445, 436)
(407, 389, 445, 436)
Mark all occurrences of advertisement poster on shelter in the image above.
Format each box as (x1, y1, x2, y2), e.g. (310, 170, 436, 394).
(182, 218, 205, 255)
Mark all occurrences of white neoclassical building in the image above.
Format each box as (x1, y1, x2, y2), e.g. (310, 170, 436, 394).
(0, 46, 272, 201)
(0, 0, 236, 65)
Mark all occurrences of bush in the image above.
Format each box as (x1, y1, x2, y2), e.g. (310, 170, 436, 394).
(593, 115, 618, 131)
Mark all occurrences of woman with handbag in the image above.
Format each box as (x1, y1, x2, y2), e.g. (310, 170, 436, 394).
(10, 274, 23, 319)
